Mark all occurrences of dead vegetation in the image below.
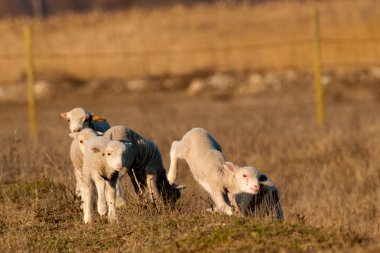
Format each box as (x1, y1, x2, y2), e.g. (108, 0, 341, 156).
(0, 80, 379, 251)
(0, 180, 373, 252)
(0, 1, 380, 250)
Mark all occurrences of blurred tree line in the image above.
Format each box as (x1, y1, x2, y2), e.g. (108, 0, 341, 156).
(0, 0, 273, 17)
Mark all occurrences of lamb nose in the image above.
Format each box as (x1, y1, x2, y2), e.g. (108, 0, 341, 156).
(117, 163, 122, 168)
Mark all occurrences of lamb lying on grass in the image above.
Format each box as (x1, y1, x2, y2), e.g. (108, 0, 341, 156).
(61, 107, 111, 198)
(234, 180, 283, 220)
(103, 126, 183, 204)
(246, 182, 283, 220)
(167, 128, 283, 219)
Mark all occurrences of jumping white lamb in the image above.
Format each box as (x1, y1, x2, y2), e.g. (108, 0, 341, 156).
(167, 127, 283, 218)
(61, 107, 110, 197)
(103, 125, 183, 204)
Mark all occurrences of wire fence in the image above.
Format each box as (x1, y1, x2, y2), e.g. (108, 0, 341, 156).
(0, 14, 380, 86)
(2, 7, 380, 133)
(1, 38, 379, 60)
(0, 38, 379, 85)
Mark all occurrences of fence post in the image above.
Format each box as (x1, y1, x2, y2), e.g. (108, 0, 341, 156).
(23, 26, 37, 139)
(313, 7, 325, 126)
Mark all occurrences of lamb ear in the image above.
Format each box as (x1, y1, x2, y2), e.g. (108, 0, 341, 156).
(85, 111, 91, 120)
(258, 173, 275, 187)
(69, 133, 78, 139)
(91, 146, 104, 153)
(60, 112, 69, 120)
(258, 173, 268, 182)
(223, 161, 240, 173)
(174, 184, 186, 190)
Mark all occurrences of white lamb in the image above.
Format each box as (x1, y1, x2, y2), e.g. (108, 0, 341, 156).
(103, 125, 182, 204)
(167, 128, 282, 218)
(81, 137, 130, 224)
(61, 107, 110, 197)
(70, 128, 127, 210)
(69, 128, 98, 199)
(60, 107, 110, 133)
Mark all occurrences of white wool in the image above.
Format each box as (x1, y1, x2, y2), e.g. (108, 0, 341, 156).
(62, 108, 126, 208)
(103, 126, 182, 204)
(69, 128, 98, 197)
(80, 137, 127, 224)
(60, 107, 110, 133)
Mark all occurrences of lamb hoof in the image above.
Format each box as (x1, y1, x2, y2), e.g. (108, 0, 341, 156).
(116, 198, 127, 208)
(98, 206, 107, 217)
(108, 215, 118, 224)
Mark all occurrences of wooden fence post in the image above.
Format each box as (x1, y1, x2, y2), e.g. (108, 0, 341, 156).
(313, 7, 325, 126)
(23, 26, 37, 139)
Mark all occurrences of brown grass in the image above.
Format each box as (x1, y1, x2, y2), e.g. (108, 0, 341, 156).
(1, 0, 380, 83)
(0, 78, 379, 251)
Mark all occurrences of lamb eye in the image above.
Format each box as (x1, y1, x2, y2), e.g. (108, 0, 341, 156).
(107, 153, 111, 156)
(243, 174, 247, 178)
(67, 119, 70, 123)
(79, 140, 83, 144)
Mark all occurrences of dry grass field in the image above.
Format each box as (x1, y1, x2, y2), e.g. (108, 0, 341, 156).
(0, 0, 380, 82)
(0, 78, 379, 251)
(0, 0, 380, 252)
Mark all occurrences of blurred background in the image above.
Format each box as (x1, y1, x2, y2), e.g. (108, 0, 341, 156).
(0, 0, 380, 101)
